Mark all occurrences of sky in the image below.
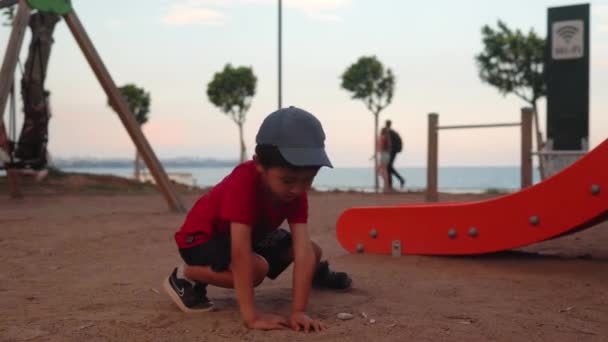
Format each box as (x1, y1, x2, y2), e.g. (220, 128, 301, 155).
(1, 0, 607, 167)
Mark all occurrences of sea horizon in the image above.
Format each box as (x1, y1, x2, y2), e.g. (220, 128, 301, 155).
(30, 164, 543, 194)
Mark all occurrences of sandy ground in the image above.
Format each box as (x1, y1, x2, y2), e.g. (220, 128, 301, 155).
(1, 188, 607, 341)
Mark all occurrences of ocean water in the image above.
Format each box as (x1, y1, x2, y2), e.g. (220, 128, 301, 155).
(47, 166, 542, 193)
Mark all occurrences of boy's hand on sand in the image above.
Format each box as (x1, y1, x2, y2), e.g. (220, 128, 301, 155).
(246, 313, 289, 330)
(289, 312, 326, 332)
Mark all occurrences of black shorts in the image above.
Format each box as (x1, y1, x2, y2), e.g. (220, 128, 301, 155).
(179, 228, 293, 280)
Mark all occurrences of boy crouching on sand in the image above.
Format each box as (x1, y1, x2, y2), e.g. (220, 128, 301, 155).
(164, 106, 352, 332)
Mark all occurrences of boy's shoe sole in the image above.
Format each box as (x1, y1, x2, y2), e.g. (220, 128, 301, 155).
(163, 276, 215, 313)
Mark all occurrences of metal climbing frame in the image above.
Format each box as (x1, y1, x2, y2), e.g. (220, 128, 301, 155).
(425, 108, 534, 202)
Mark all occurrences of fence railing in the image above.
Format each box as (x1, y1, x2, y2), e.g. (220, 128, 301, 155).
(426, 108, 534, 202)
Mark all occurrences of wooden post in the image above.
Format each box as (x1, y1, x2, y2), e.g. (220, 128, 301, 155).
(0, 0, 31, 198)
(426, 113, 438, 202)
(521, 108, 533, 189)
(63, 10, 186, 213)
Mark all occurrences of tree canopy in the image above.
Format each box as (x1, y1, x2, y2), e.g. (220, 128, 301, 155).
(207, 64, 257, 162)
(475, 20, 546, 110)
(206, 64, 256, 126)
(117, 84, 151, 126)
(341, 56, 395, 116)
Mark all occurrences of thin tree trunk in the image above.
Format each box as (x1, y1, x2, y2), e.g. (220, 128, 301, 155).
(15, 12, 60, 164)
(238, 122, 246, 163)
(373, 113, 379, 192)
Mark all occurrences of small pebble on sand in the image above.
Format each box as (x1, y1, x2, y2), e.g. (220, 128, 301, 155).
(337, 313, 354, 320)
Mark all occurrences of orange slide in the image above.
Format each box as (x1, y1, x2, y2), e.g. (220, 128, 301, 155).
(336, 139, 608, 255)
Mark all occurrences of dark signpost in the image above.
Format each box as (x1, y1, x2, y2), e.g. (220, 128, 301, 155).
(546, 4, 590, 151)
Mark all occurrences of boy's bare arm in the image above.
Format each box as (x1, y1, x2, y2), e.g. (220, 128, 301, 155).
(231, 223, 287, 330)
(289, 223, 325, 332)
(290, 223, 316, 312)
(230, 223, 257, 322)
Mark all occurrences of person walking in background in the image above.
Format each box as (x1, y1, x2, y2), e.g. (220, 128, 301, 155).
(377, 127, 392, 192)
(385, 120, 405, 189)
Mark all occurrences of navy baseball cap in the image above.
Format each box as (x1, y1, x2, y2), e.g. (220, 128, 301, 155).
(256, 106, 333, 168)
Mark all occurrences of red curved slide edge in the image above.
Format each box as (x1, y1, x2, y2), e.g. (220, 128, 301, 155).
(336, 139, 608, 255)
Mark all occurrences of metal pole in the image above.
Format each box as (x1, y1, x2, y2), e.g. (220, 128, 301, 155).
(532, 150, 587, 156)
(426, 113, 438, 202)
(438, 122, 521, 130)
(64, 10, 186, 213)
(277, 0, 282, 109)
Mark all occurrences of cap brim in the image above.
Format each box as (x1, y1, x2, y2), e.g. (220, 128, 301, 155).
(278, 147, 333, 168)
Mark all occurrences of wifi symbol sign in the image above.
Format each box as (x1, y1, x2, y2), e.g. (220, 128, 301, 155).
(557, 25, 579, 43)
(552, 20, 584, 60)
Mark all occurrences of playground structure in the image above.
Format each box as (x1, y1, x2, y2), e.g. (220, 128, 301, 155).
(0, 0, 185, 212)
(338, 102, 604, 255)
(337, 135, 607, 255)
(425, 108, 535, 202)
(425, 107, 589, 202)
(333, 3, 598, 256)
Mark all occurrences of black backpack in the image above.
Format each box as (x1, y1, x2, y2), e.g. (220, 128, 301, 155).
(389, 130, 402, 153)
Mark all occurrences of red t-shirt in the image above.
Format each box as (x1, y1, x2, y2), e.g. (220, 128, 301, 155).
(174, 161, 308, 249)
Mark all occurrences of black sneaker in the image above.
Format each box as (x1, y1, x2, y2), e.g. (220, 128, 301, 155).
(163, 268, 214, 313)
(312, 261, 352, 290)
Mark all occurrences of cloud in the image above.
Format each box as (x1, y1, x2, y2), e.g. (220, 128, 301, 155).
(268, 0, 350, 21)
(160, 0, 350, 26)
(161, 4, 225, 26)
(284, 0, 350, 13)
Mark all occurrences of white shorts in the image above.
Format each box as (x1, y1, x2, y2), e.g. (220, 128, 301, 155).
(379, 152, 390, 165)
